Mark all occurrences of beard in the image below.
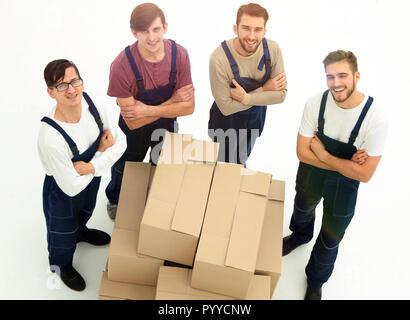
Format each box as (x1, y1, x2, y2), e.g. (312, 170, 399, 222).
(237, 37, 261, 55)
(331, 81, 356, 103)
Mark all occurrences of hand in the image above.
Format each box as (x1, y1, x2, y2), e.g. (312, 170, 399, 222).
(171, 84, 195, 103)
(73, 161, 95, 175)
(262, 72, 287, 91)
(230, 79, 246, 102)
(351, 149, 368, 165)
(120, 100, 149, 121)
(310, 132, 327, 162)
(98, 129, 115, 152)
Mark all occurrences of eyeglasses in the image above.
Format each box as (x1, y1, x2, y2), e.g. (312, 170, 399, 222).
(49, 79, 83, 92)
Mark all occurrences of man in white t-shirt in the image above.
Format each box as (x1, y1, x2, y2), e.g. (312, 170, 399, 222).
(282, 50, 388, 300)
(38, 59, 126, 292)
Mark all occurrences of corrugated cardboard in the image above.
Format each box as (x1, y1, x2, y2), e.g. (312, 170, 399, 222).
(191, 162, 271, 299)
(138, 132, 219, 266)
(156, 267, 270, 300)
(108, 162, 163, 285)
(114, 162, 151, 232)
(255, 179, 285, 297)
(98, 272, 155, 300)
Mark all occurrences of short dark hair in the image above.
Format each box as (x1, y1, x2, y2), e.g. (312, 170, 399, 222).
(130, 3, 166, 32)
(44, 59, 81, 88)
(236, 3, 269, 27)
(323, 50, 358, 74)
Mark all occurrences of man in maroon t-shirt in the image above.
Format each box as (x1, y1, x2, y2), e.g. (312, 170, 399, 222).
(105, 3, 195, 219)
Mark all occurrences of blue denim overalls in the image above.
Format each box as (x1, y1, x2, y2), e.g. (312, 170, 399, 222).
(208, 38, 271, 165)
(105, 40, 179, 205)
(41, 92, 103, 272)
(290, 90, 373, 290)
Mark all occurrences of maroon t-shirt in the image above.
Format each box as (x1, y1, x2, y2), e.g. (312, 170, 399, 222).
(107, 39, 192, 99)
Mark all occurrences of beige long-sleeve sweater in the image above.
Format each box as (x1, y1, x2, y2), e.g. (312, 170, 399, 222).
(209, 38, 287, 116)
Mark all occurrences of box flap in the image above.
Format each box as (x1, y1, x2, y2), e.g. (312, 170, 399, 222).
(109, 228, 138, 258)
(142, 198, 175, 230)
(99, 272, 155, 300)
(240, 169, 271, 196)
(224, 191, 267, 272)
(195, 233, 229, 265)
(187, 139, 219, 163)
(115, 162, 151, 231)
(267, 179, 286, 201)
(247, 275, 271, 300)
(156, 266, 189, 294)
(171, 163, 215, 237)
(156, 267, 270, 300)
(158, 132, 192, 165)
(157, 267, 233, 300)
(147, 164, 185, 203)
(256, 200, 283, 273)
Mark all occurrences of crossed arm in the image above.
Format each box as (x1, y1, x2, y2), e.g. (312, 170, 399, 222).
(230, 72, 287, 103)
(297, 133, 381, 183)
(118, 84, 195, 130)
(73, 129, 116, 175)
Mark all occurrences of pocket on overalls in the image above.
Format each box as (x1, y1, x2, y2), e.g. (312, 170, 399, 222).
(295, 162, 313, 193)
(47, 188, 80, 250)
(83, 177, 101, 212)
(47, 185, 74, 220)
(332, 177, 359, 218)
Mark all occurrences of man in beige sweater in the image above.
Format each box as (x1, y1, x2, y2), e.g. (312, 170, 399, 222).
(208, 3, 287, 165)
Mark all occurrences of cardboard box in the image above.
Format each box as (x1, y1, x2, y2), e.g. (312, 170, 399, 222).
(191, 162, 271, 299)
(255, 179, 285, 297)
(138, 132, 219, 266)
(108, 162, 163, 285)
(98, 272, 155, 300)
(156, 266, 270, 300)
(113, 162, 151, 232)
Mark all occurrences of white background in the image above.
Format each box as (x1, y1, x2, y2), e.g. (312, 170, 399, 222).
(0, 0, 409, 300)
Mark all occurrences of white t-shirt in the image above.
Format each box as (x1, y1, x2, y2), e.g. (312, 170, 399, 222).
(38, 94, 126, 197)
(299, 92, 389, 157)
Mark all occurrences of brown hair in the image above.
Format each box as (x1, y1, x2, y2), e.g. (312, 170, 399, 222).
(44, 59, 81, 88)
(323, 50, 358, 74)
(130, 3, 166, 32)
(236, 3, 269, 26)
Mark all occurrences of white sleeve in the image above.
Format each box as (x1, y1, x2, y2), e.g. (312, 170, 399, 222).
(38, 133, 94, 197)
(298, 96, 319, 138)
(360, 116, 389, 157)
(89, 104, 126, 176)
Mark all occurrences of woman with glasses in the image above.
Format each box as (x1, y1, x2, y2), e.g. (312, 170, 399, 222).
(37, 59, 126, 292)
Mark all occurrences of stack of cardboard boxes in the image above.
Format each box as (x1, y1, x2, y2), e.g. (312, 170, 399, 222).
(98, 132, 285, 300)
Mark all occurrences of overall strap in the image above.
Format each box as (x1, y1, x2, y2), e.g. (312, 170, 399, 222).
(83, 91, 104, 132)
(125, 45, 144, 90)
(318, 90, 330, 134)
(41, 117, 80, 157)
(258, 38, 271, 70)
(221, 40, 241, 80)
(168, 39, 178, 85)
(258, 38, 272, 83)
(348, 96, 374, 144)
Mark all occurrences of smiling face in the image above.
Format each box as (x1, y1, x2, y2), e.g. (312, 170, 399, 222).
(132, 16, 168, 56)
(326, 60, 360, 104)
(233, 14, 266, 56)
(47, 66, 84, 109)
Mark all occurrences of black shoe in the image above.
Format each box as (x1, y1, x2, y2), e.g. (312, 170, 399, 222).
(304, 286, 322, 300)
(78, 229, 111, 246)
(282, 235, 301, 256)
(60, 265, 86, 292)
